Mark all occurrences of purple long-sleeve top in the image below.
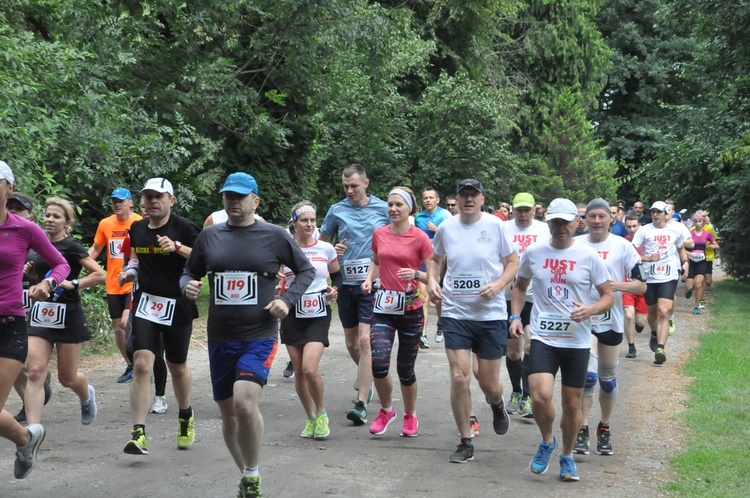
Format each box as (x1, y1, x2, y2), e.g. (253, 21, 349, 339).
(1, 212, 70, 316)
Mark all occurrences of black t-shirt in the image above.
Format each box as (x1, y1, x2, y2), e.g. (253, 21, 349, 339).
(129, 214, 201, 325)
(28, 236, 88, 304)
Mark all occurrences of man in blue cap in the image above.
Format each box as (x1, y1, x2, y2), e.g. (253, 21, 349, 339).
(89, 187, 142, 383)
(182, 172, 315, 498)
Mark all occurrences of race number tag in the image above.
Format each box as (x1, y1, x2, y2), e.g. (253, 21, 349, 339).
(591, 310, 613, 326)
(342, 258, 370, 282)
(690, 252, 706, 263)
(649, 263, 671, 276)
(22, 289, 31, 314)
(373, 289, 406, 315)
(214, 272, 258, 305)
(108, 238, 125, 259)
(537, 311, 573, 339)
(452, 272, 483, 297)
(30, 302, 67, 329)
(296, 292, 327, 318)
(135, 293, 176, 326)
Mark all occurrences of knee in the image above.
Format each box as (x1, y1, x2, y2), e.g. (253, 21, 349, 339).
(598, 363, 618, 399)
(301, 363, 319, 382)
(358, 334, 371, 352)
(57, 372, 77, 388)
(451, 371, 471, 391)
(397, 365, 416, 387)
(26, 363, 47, 383)
(585, 354, 598, 389)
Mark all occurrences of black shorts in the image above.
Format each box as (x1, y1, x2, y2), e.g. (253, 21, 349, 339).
(443, 317, 507, 360)
(131, 316, 192, 364)
(107, 293, 132, 320)
(28, 300, 90, 344)
(527, 339, 589, 388)
(280, 307, 331, 347)
(644, 280, 678, 306)
(506, 300, 532, 336)
(706, 261, 713, 275)
(337, 285, 374, 329)
(687, 260, 708, 279)
(592, 330, 623, 346)
(0, 317, 28, 363)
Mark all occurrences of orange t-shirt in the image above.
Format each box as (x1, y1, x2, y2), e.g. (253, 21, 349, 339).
(93, 213, 142, 294)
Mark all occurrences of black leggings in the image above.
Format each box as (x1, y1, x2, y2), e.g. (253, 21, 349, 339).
(370, 309, 424, 387)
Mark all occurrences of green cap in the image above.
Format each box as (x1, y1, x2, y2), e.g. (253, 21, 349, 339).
(512, 192, 535, 208)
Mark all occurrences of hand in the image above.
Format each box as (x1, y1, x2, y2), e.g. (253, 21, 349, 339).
(396, 268, 416, 281)
(23, 260, 36, 278)
(479, 282, 500, 301)
(29, 283, 52, 301)
(427, 280, 443, 302)
(118, 271, 135, 286)
(509, 320, 523, 338)
(156, 234, 176, 253)
(334, 238, 348, 258)
(265, 299, 289, 319)
(426, 221, 438, 232)
(570, 301, 595, 323)
(185, 280, 203, 300)
(325, 285, 338, 302)
(361, 279, 372, 295)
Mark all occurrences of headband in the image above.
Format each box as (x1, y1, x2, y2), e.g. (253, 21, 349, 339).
(292, 204, 316, 222)
(388, 189, 413, 211)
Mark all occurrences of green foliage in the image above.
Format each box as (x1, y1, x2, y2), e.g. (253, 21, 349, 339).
(79, 284, 116, 355)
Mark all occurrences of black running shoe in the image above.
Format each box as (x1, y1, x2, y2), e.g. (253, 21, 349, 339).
(282, 361, 294, 379)
(449, 442, 474, 463)
(488, 396, 510, 435)
(596, 424, 613, 455)
(574, 426, 589, 455)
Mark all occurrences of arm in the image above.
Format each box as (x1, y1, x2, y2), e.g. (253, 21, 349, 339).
(88, 242, 104, 260)
(509, 276, 530, 338)
(612, 263, 647, 295)
(361, 254, 379, 295)
(479, 250, 520, 301)
(28, 227, 71, 300)
(118, 249, 139, 285)
(156, 234, 192, 259)
(326, 259, 342, 302)
(60, 256, 106, 290)
(426, 254, 443, 302)
(571, 280, 614, 323)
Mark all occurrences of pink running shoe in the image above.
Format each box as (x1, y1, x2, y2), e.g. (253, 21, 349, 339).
(369, 408, 397, 435)
(401, 413, 419, 437)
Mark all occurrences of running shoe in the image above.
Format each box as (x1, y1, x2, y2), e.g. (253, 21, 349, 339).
(43, 369, 52, 405)
(117, 365, 133, 384)
(654, 347, 667, 365)
(401, 413, 418, 437)
(347, 400, 367, 425)
(449, 442, 475, 463)
(369, 408, 396, 435)
(435, 324, 444, 343)
(507, 391, 522, 414)
(699, 300, 706, 309)
(574, 426, 589, 455)
(469, 416, 480, 437)
(282, 361, 294, 379)
(237, 474, 262, 498)
(668, 318, 675, 335)
(301, 419, 315, 439)
(488, 396, 509, 435)
(520, 397, 533, 418)
(626, 344, 637, 359)
(80, 385, 97, 425)
(14, 424, 45, 479)
(150, 395, 168, 414)
(14, 406, 27, 424)
(693, 306, 700, 315)
(685, 289, 693, 299)
(314, 412, 330, 440)
(123, 427, 148, 455)
(529, 436, 557, 474)
(367, 382, 374, 404)
(596, 424, 613, 455)
(420, 335, 430, 349)
(177, 412, 195, 449)
(649, 332, 658, 353)
(559, 455, 580, 482)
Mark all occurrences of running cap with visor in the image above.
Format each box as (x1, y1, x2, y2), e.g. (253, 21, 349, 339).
(110, 187, 133, 200)
(8, 192, 33, 212)
(0, 161, 14, 185)
(456, 179, 484, 195)
(649, 201, 668, 213)
(546, 198, 578, 222)
(140, 178, 174, 196)
(219, 172, 259, 196)
(512, 192, 535, 208)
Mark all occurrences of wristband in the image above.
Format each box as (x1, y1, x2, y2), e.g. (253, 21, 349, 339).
(509, 315, 522, 322)
(414, 270, 420, 280)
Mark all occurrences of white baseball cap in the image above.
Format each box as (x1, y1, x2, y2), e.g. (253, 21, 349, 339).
(0, 161, 14, 185)
(546, 198, 578, 222)
(140, 178, 174, 196)
(649, 201, 668, 213)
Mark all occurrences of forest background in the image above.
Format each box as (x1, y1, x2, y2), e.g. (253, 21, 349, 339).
(2, 0, 749, 280)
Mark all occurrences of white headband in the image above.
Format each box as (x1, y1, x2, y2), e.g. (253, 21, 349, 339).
(292, 204, 316, 221)
(388, 189, 413, 211)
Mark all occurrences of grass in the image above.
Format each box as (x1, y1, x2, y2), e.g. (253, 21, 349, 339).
(666, 279, 750, 496)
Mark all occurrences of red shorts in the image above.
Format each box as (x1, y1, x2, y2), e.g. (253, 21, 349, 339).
(622, 292, 647, 315)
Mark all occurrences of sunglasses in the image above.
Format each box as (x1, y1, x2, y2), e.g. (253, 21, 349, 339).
(446, 203, 456, 207)
(578, 214, 586, 219)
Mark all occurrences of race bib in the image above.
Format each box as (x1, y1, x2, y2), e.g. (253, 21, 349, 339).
(108, 238, 125, 259)
(296, 292, 327, 319)
(537, 311, 573, 339)
(342, 258, 370, 282)
(214, 272, 258, 305)
(373, 289, 406, 315)
(30, 302, 67, 329)
(22, 289, 31, 314)
(690, 252, 706, 263)
(135, 292, 176, 326)
(649, 263, 671, 276)
(591, 310, 613, 326)
(452, 272, 483, 297)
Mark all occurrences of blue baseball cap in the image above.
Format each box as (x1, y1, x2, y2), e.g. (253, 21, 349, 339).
(219, 172, 258, 195)
(110, 187, 133, 200)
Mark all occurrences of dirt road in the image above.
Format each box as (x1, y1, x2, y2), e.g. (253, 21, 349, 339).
(2, 281, 712, 497)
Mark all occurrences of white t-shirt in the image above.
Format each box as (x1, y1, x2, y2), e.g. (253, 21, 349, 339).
(666, 219, 691, 267)
(631, 223, 684, 283)
(433, 213, 517, 321)
(518, 239, 611, 349)
(282, 240, 337, 294)
(581, 235, 642, 334)
(504, 219, 549, 303)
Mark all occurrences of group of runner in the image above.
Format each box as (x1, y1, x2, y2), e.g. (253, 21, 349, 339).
(0, 158, 717, 496)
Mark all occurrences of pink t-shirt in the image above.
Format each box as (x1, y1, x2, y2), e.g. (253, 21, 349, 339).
(689, 229, 715, 254)
(371, 225, 433, 311)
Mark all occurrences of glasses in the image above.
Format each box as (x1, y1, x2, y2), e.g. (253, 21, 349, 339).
(446, 203, 456, 207)
(578, 214, 586, 219)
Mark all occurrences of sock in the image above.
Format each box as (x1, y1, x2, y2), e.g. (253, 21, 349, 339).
(133, 424, 145, 433)
(461, 437, 473, 447)
(243, 466, 259, 477)
(657, 344, 665, 349)
(315, 410, 326, 416)
(506, 358, 523, 393)
(635, 324, 644, 333)
(669, 314, 675, 321)
(598, 421, 609, 429)
(628, 342, 635, 347)
(179, 406, 193, 419)
(522, 356, 531, 396)
(383, 405, 394, 413)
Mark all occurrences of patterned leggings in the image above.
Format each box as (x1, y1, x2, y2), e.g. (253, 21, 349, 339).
(370, 308, 424, 387)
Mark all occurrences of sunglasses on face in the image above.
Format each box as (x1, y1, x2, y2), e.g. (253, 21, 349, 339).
(446, 203, 456, 207)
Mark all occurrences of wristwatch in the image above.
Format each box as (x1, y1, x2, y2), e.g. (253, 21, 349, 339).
(174, 241, 183, 253)
(44, 278, 57, 291)
(72, 279, 80, 290)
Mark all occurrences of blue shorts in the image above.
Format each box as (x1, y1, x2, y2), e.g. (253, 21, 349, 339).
(442, 317, 507, 360)
(337, 284, 374, 329)
(208, 339, 278, 401)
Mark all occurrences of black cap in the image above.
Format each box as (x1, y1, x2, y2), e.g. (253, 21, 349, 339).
(457, 179, 484, 194)
(8, 192, 33, 212)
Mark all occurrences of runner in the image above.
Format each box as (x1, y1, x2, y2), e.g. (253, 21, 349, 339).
(631, 201, 689, 364)
(280, 201, 341, 440)
(691, 211, 718, 294)
(89, 188, 142, 383)
(664, 200, 694, 334)
(684, 212, 718, 314)
(574, 198, 646, 457)
(426, 179, 519, 463)
(445, 195, 458, 216)
(502, 192, 549, 418)
(181, 172, 314, 498)
(118, 177, 201, 455)
(510, 197, 613, 482)
(0, 161, 70, 479)
(361, 186, 433, 437)
(318, 164, 389, 425)
(622, 214, 648, 358)
(25, 198, 105, 427)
